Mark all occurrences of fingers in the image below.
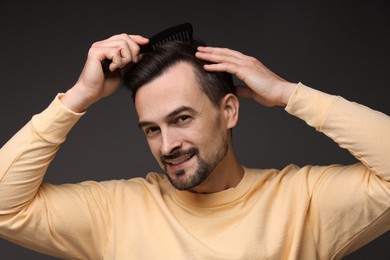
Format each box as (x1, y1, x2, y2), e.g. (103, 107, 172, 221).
(196, 46, 248, 65)
(196, 46, 293, 107)
(195, 46, 259, 80)
(89, 34, 149, 72)
(196, 46, 240, 72)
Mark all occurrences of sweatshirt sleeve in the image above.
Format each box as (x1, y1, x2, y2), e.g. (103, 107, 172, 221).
(285, 83, 390, 258)
(286, 82, 390, 179)
(0, 95, 111, 259)
(0, 94, 83, 212)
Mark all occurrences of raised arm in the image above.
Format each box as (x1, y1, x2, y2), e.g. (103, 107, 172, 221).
(196, 45, 390, 258)
(0, 33, 148, 259)
(196, 45, 390, 180)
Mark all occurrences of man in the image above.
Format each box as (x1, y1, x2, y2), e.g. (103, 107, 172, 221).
(0, 32, 389, 259)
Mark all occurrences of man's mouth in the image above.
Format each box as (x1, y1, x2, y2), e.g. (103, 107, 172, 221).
(161, 148, 198, 170)
(165, 153, 194, 165)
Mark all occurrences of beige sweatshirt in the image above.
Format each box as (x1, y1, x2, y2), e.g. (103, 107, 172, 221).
(0, 83, 389, 260)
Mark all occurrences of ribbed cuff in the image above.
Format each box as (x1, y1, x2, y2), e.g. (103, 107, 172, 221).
(31, 94, 85, 143)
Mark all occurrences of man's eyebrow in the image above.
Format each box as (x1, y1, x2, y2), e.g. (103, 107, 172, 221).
(165, 106, 197, 120)
(138, 120, 154, 130)
(138, 106, 197, 129)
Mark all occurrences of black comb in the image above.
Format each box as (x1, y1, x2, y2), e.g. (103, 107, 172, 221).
(102, 23, 193, 74)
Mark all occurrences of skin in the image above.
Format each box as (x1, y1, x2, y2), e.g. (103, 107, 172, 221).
(60, 33, 297, 193)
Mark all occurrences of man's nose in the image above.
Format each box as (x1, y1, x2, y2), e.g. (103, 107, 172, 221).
(160, 129, 182, 155)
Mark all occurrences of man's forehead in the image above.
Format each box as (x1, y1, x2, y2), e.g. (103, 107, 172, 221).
(134, 62, 208, 120)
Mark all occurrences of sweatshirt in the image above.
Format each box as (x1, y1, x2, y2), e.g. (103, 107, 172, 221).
(0, 83, 389, 259)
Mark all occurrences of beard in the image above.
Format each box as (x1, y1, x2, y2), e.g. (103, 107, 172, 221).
(160, 137, 228, 191)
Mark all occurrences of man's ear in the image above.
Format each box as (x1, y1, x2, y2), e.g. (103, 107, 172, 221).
(221, 94, 239, 129)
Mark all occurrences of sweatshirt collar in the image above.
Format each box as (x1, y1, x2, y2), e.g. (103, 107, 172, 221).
(173, 167, 253, 208)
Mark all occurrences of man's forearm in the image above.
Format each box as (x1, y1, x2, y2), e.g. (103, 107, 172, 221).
(286, 82, 390, 180)
(0, 94, 83, 214)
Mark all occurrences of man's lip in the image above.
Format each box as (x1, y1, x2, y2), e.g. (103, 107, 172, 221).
(165, 153, 195, 170)
(165, 153, 194, 165)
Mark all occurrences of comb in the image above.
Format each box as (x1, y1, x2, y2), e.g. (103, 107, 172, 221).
(102, 23, 193, 74)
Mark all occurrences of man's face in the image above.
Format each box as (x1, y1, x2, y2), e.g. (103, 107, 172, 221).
(135, 62, 229, 191)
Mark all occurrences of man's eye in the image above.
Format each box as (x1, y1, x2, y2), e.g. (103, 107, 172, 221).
(145, 127, 160, 135)
(178, 115, 190, 122)
(175, 115, 192, 125)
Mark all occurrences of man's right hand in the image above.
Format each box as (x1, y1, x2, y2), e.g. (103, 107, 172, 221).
(61, 34, 149, 112)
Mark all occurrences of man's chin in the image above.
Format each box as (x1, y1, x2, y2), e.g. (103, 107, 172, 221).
(163, 155, 213, 191)
(162, 169, 195, 190)
(166, 170, 194, 190)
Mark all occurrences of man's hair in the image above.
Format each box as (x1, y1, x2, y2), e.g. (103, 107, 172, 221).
(123, 40, 236, 107)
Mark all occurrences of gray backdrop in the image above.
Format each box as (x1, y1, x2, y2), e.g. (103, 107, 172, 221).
(0, 0, 389, 259)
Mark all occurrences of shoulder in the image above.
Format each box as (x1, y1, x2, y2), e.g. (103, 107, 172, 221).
(245, 163, 364, 193)
(93, 172, 172, 198)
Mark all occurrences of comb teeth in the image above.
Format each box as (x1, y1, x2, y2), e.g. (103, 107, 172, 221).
(144, 23, 193, 52)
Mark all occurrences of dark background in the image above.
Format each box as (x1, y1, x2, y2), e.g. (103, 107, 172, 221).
(0, 0, 389, 259)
